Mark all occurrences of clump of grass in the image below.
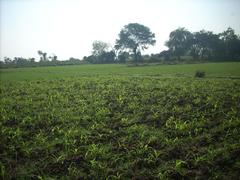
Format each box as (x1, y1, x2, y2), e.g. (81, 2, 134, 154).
(195, 71, 205, 78)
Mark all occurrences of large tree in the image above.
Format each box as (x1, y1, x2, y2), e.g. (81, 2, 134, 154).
(92, 41, 110, 56)
(165, 27, 192, 60)
(115, 23, 156, 62)
(219, 27, 240, 60)
(189, 30, 223, 60)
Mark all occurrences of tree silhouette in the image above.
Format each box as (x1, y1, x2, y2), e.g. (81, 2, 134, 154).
(115, 23, 156, 62)
(37, 50, 48, 61)
(92, 41, 110, 56)
(165, 27, 192, 60)
(220, 27, 240, 59)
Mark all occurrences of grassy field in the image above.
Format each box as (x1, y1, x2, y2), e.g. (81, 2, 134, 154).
(1, 62, 240, 82)
(0, 62, 240, 179)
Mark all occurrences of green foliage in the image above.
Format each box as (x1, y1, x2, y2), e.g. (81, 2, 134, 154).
(92, 41, 110, 56)
(195, 70, 206, 78)
(165, 27, 192, 60)
(115, 23, 156, 62)
(0, 63, 240, 179)
(220, 27, 240, 60)
(166, 27, 240, 61)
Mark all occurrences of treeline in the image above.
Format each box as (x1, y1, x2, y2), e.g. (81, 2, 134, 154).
(0, 56, 85, 68)
(165, 27, 240, 61)
(84, 26, 240, 64)
(1, 24, 240, 68)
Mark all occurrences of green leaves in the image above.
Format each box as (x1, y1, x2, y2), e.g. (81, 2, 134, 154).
(115, 23, 156, 62)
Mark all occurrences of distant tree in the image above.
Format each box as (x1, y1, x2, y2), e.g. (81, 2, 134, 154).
(84, 55, 97, 64)
(117, 51, 130, 63)
(165, 27, 192, 60)
(53, 56, 57, 61)
(220, 27, 238, 42)
(29, 58, 35, 62)
(115, 23, 156, 63)
(90, 41, 116, 63)
(82, 56, 87, 61)
(38, 50, 43, 61)
(92, 41, 110, 56)
(42, 52, 48, 61)
(159, 50, 171, 61)
(149, 53, 160, 62)
(4, 57, 12, 64)
(38, 50, 48, 61)
(99, 50, 116, 63)
(219, 27, 240, 60)
(0, 61, 4, 67)
(13, 57, 29, 65)
(69, 57, 80, 62)
(49, 54, 58, 61)
(190, 30, 222, 60)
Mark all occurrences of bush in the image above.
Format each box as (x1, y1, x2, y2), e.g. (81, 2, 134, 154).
(195, 71, 205, 78)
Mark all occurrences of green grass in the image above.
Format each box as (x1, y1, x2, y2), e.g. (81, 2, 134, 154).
(1, 62, 240, 82)
(0, 62, 240, 179)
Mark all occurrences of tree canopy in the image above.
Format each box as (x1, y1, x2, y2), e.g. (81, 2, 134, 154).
(165, 27, 192, 60)
(92, 41, 110, 56)
(115, 23, 156, 62)
(165, 27, 240, 61)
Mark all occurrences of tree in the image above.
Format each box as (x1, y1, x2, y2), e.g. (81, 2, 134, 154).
(53, 56, 57, 61)
(49, 54, 58, 61)
(90, 41, 116, 63)
(92, 41, 110, 56)
(37, 50, 48, 61)
(117, 51, 130, 63)
(190, 30, 223, 60)
(84, 55, 98, 64)
(165, 27, 192, 60)
(37, 50, 43, 61)
(219, 27, 240, 60)
(4, 57, 12, 64)
(29, 58, 35, 63)
(42, 52, 48, 61)
(13, 57, 29, 65)
(115, 23, 156, 62)
(99, 51, 116, 63)
(159, 50, 171, 61)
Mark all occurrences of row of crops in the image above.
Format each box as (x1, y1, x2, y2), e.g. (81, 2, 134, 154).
(1, 76, 240, 179)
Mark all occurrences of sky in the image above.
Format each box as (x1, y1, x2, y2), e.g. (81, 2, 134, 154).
(0, 0, 240, 61)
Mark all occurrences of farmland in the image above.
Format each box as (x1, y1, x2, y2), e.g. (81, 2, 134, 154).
(0, 62, 240, 179)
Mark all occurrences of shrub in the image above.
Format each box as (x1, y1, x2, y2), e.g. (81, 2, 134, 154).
(195, 71, 205, 78)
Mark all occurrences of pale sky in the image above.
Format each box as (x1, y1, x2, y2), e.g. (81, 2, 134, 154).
(0, 0, 240, 61)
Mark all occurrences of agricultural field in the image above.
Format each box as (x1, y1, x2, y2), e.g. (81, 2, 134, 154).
(0, 62, 240, 179)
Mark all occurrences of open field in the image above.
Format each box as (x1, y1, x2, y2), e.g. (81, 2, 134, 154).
(0, 62, 240, 179)
(1, 62, 240, 82)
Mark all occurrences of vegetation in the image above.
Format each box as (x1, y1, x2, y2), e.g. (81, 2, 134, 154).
(2, 25, 239, 69)
(1, 63, 240, 179)
(115, 23, 156, 63)
(195, 71, 206, 78)
(165, 27, 240, 61)
(84, 41, 116, 64)
(165, 27, 192, 60)
(92, 41, 110, 56)
(37, 51, 49, 62)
